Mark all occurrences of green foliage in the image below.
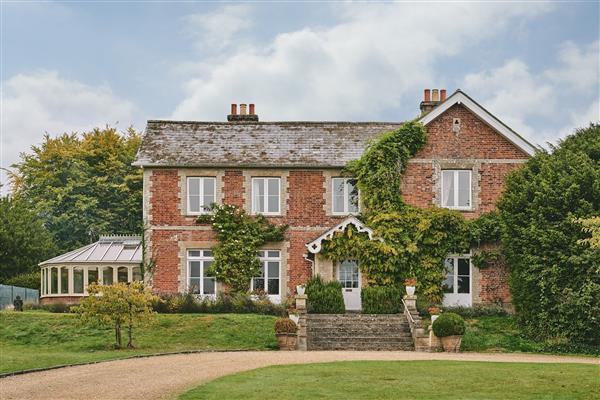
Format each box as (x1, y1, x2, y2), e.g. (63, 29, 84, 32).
(498, 124, 600, 344)
(75, 282, 158, 348)
(10, 127, 142, 253)
(0, 196, 57, 281)
(319, 122, 474, 302)
(361, 286, 403, 314)
(274, 318, 297, 334)
(346, 121, 427, 213)
(5, 271, 41, 290)
(305, 276, 345, 314)
(468, 211, 502, 247)
(153, 292, 285, 316)
(197, 204, 286, 293)
(440, 305, 508, 318)
(432, 312, 466, 337)
(575, 216, 600, 249)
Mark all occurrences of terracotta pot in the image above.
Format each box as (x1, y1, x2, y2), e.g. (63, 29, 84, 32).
(276, 333, 297, 350)
(440, 335, 462, 352)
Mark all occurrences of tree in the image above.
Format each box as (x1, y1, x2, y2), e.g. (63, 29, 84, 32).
(576, 217, 600, 249)
(498, 123, 600, 344)
(0, 196, 56, 281)
(10, 127, 142, 253)
(76, 282, 158, 348)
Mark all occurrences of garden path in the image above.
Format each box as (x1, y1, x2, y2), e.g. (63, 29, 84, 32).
(1, 351, 596, 400)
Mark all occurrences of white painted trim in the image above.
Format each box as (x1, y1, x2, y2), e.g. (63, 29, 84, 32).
(331, 177, 360, 216)
(441, 169, 472, 210)
(251, 177, 281, 216)
(186, 176, 216, 216)
(419, 90, 538, 156)
(306, 216, 380, 254)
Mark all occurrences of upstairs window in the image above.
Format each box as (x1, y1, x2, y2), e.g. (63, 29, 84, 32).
(441, 170, 471, 210)
(252, 177, 280, 215)
(187, 177, 216, 215)
(332, 178, 359, 215)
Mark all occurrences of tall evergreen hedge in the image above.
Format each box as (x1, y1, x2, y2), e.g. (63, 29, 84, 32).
(498, 124, 600, 344)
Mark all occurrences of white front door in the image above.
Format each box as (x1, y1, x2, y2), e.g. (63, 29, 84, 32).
(442, 256, 472, 307)
(338, 260, 361, 311)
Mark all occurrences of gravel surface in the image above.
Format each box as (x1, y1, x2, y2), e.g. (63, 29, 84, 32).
(1, 351, 597, 400)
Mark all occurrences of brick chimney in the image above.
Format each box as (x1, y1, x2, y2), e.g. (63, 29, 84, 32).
(420, 88, 446, 116)
(228, 103, 259, 122)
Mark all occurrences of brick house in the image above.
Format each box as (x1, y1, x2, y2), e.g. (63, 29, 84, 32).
(132, 89, 536, 311)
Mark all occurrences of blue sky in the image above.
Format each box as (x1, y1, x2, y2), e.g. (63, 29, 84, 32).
(1, 1, 599, 194)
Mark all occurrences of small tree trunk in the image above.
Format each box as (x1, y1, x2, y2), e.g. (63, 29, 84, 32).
(127, 322, 134, 348)
(115, 322, 122, 348)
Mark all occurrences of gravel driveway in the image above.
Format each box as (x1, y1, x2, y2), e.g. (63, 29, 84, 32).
(1, 351, 596, 400)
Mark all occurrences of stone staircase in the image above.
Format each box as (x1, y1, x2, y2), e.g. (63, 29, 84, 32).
(306, 314, 414, 351)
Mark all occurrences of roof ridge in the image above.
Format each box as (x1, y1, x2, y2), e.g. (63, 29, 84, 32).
(147, 120, 404, 125)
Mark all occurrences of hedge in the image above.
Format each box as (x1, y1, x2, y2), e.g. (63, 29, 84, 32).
(361, 286, 403, 314)
(305, 276, 345, 314)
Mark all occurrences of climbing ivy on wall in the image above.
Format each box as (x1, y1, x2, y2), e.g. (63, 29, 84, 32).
(320, 121, 479, 303)
(197, 204, 287, 293)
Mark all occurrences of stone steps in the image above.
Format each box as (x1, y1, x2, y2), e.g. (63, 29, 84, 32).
(306, 313, 414, 351)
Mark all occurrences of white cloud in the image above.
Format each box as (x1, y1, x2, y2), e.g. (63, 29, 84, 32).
(0, 70, 136, 194)
(182, 5, 254, 52)
(462, 41, 599, 147)
(545, 41, 600, 92)
(171, 3, 552, 122)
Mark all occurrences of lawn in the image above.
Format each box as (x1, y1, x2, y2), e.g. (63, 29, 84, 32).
(461, 316, 544, 353)
(0, 311, 277, 374)
(179, 360, 600, 400)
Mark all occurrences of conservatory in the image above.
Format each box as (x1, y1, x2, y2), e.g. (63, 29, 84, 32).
(39, 235, 143, 304)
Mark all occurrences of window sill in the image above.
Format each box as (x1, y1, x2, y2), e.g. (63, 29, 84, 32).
(442, 207, 473, 212)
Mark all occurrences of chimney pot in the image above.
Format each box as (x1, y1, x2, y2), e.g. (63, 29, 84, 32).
(424, 89, 431, 102)
(432, 89, 439, 102)
(231, 104, 237, 115)
(240, 104, 247, 115)
(440, 89, 447, 102)
(249, 103, 255, 115)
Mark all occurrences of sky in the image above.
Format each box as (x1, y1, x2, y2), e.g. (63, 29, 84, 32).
(1, 1, 599, 195)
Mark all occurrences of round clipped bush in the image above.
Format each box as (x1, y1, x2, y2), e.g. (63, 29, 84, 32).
(432, 312, 465, 337)
(274, 318, 297, 334)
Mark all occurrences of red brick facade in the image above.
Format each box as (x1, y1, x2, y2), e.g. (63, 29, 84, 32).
(145, 103, 529, 307)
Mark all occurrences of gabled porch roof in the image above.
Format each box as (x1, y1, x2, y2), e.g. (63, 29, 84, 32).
(306, 216, 379, 254)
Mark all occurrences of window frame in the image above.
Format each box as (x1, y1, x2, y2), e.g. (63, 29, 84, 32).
(186, 177, 217, 216)
(441, 169, 472, 210)
(331, 177, 360, 215)
(443, 255, 472, 295)
(187, 249, 217, 297)
(251, 177, 281, 216)
(252, 250, 281, 300)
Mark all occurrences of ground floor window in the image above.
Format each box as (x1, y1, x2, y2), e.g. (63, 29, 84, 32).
(73, 268, 84, 294)
(442, 255, 472, 307)
(60, 267, 69, 294)
(252, 250, 280, 297)
(51, 267, 58, 294)
(103, 266, 114, 285)
(187, 250, 216, 296)
(118, 266, 128, 283)
(88, 267, 98, 285)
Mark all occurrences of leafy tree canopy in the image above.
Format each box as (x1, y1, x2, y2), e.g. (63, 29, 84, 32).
(0, 196, 56, 281)
(498, 123, 600, 344)
(10, 127, 142, 253)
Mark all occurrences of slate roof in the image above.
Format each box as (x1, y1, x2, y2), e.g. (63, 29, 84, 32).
(133, 121, 403, 168)
(39, 236, 142, 266)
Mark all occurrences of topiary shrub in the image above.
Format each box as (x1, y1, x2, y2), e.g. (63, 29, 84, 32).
(305, 276, 345, 314)
(274, 318, 297, 334)
(361, 286, 403, 314)
(432, 312, 466, 337)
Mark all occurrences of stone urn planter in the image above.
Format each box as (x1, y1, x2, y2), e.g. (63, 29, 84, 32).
(276, 333, 298, 350)
(428, 306, 441, 323)
(404, 278, 417, 296)
(274, 317, 298, 351)
(296, 284, 306, 295)
(440, 335, 462, 352)
(431, 312, 465, 353)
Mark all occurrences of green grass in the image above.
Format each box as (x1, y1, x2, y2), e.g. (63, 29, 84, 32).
(179, 360, 600, 400)
(0, 311, 277, 374)
(461, 316, 544, 353)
